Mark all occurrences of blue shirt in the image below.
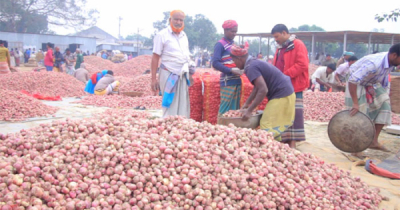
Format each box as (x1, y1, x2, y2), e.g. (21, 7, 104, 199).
(101, 54, 107, 59)
(244, 57, 294, 100)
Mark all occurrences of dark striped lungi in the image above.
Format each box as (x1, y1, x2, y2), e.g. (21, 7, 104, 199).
(281, 92, 306, 142)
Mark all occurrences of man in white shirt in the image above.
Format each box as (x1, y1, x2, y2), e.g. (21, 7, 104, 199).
(334, 56, 358, 85)
(311, 63, 336, 91)
(150, 10, 193, 118)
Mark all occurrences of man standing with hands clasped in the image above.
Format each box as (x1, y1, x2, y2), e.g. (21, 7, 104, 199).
(271, 24, 309, 148)
(212, 20, 244, 115)
(150, 10, 195, 118)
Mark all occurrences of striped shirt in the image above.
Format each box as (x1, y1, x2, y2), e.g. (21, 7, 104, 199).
(348, 52, 394, 88)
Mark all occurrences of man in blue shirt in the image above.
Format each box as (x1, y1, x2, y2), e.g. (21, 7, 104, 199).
(230, 45, 295, 141)
(212, 20, 243, 115)
(101, 52, 108, 59)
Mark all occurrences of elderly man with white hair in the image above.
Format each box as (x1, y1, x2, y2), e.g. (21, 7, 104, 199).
(74, 63, 89, 83)
(150, 10, 195, 118)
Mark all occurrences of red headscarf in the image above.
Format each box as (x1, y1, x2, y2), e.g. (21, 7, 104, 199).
(222, 20, 238, 29)
(231, 42, 249, 57)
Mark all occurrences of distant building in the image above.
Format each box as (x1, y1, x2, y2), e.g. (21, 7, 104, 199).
(74, 26, 119, 45)
(0, 31, 96, 53)
(74, 26, 152, 56)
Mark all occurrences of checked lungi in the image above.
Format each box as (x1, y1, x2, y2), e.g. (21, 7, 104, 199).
(345, 82, 391, 125)
(281, 92, 306, 142)
(219, 85, 241, 115)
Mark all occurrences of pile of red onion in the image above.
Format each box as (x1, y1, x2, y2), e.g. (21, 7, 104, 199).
(309, 64, 319, 76)
(0, 72, 86, 97)
(0, 90, 59, 121)
(303, 92, 345, 122)
(76, 95, 162, 110)
(116, 55, 152, 77)
(119, 75, 157, 97)
(222, 110, 256, 118)
(303, 92, 400, 124)
(84, 56, 116, 74)
(84, 55, 152, 77)
(0, 110, 383, 209)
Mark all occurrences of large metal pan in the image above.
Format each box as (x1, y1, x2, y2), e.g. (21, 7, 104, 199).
(218, 111, 263, 129)
(328, 110, 375, 153)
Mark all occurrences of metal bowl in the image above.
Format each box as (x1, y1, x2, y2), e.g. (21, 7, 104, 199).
(121, 92, 144, 97)
(218, 111, 263, 129)
(328, 110, 375, 153)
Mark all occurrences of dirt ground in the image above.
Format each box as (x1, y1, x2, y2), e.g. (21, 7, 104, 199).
(1, 99, 399, 209)
(300, 121, 400, 209)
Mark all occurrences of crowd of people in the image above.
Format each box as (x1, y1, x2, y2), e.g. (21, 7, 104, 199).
(2, 10, 400, 154)
(150, 10, 400, 153)
(42, 43, 85, 74)
(98, 50, 135, 62)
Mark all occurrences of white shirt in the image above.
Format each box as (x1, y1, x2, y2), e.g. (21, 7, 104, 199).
(336, 62, 350, 77)
(312, 66, 335, 84)
(153, 26, 191, 75)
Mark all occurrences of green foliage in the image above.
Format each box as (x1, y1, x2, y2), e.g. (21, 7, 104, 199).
(152, 11, 218, 51)
(152, 11, 170, 33)
(290, 24, 325, 32)
(0, 0, 98, 33)
(191, 14, 218, 51)
(375, 8, 399, 22)
(246, 39, 272, 57)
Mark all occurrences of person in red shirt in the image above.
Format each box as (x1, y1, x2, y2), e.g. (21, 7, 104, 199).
(271, 24, 309, 148)
(44, 43, 54, 71)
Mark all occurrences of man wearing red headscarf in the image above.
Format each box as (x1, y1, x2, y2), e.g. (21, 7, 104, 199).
(211, 20, 243, 115)
(151, 10, 194, 118)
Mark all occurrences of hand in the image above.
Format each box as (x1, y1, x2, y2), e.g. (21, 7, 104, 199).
(349, 104, 359, 116)
(241, 110, 252, 121)
(151, 79, 160, 92)
(325, 84, 332, 90)
(231, 68, 243, 76)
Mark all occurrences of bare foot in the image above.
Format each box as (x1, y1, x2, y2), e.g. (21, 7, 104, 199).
(351, 152, 367, 159)
(288, 141, 296, 149)
(368, 143, 390, 152)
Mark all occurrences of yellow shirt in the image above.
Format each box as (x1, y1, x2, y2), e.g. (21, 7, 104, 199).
(0, 47, 10, 63)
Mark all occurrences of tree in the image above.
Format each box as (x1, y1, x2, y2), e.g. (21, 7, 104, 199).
(152, 11, 170, 33)
(0, 0, 98, 33)
(191, 14, 218, 51)
(375, 8, 399, 22)
(246, 39, 272, 57)
(290, 24, 325, 32)
(152, 11, 218, 51)
(288, 24, 328, 57)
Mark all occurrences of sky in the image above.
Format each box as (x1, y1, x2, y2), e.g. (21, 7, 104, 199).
(55, 0, 400, 39)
